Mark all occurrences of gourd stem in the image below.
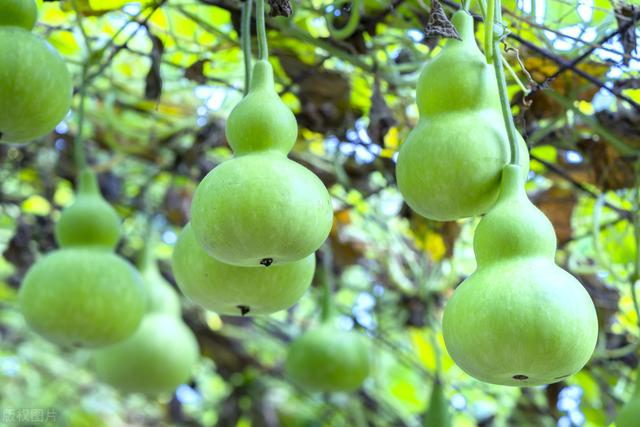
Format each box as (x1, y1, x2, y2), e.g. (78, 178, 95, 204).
(484, 0, 495, 64)
(463, 0, 471, 11)
(256, 0, 268, 61)
(326, 0, 362, 40)
(320, 246, 335, 323)
(490, 0, 519, 166)
(241, 0, 253, 96)
(502, 55, 529, 95)
(74, 65, 89, 173)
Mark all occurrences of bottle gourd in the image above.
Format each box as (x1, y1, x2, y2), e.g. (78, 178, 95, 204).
(19, 170, 145, 347)
(190, 60, 333, 267)
(442, 165, 598, 386)
(172, 223, 315, 316)
(284, 280, 370, 392)
(93, 249, 199, 394)
(423, 379, 451, 427)
(395, 10, 528, 221)
(0, 0, 72, 143)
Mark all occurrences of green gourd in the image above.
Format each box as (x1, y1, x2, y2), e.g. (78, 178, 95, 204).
(92, 313, 199, 394)
(1, 0, 37, 30)
(20, 169, 145, 347)
(19, 248, 146, 347)
(285, 323, 371, 392)
(0, 4, 72, 143)
(442, 165, 598, 386)
(190, 60, 333, 267)
(423, 379, 451, 427)
(613, 370, 640, 427)
(395, 10, 529, 221)
(54, 169, 121, 250)
(172, 223, 315, 316)
(141, 258, 182, 317)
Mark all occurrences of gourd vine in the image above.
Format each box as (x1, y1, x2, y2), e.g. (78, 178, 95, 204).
(325, 0, 362, 41)
(257, 0, 268, 61)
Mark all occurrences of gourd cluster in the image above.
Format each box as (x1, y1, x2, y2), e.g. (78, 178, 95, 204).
(0, 0, 72, 143)
(397, 10, 598, 387)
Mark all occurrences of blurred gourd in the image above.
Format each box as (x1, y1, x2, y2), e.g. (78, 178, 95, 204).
(172, 223, 314, 316)
(423, 379, 451, 427)
(285, 264, 370, 392)
(442, 165, 598, 386)
(395, 10, 528, 221)
(93, 243, 199, 394)
(0, 0, 72, 143)
(614, 370, 640, 427)
(93, 314, 199, 394)
(19, 169, 145, 347)
(190, 9, 332, 267)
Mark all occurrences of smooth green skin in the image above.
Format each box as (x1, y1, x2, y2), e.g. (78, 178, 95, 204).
(142, 263, 182, 316)
(285, 325, 371, 392)
(191, 152, 333, 266)
(172, 224, 315, 316)
(396, 109, 529, 221)
(0, 0, 37, 30)
(614, 376, 640, 427)
(19, 249, 146, 347)
(395, 10, 529, 221)
(93, 313, 199, 394)
(423, 380, 451, 427)
(226, 61, 298, 155)
(442, 166, 598, 387)
(54, 169, 122, 250)
(0, 27, 72, 143)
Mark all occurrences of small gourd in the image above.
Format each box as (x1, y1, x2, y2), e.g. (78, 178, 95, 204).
(613, 369, 640, 427)
(423, 378, 451, 427)
(442, 165, 598, 386)
(0, 0, 72, 143)
(19, 169, 145, 347)
(284, 277, 370, 392)
(190, 60, 333, 267)
(172, 223, 315, 316)
(395, 10, 529, 221)
(54, 169, 121, 250)
(93, 313, 199, 394)
(285, 324, 371, 392)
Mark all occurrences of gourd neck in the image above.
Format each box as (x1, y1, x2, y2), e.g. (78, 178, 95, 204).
(249, 60, 275, 94)
(77, 168, 100, 196)
(497, 164, 524, 203)
(446, 10, 477, 50)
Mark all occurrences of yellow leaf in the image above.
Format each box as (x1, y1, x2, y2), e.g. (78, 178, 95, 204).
(47, 30, 80, 57)
(22, 195, 51, 216)
(384, 126, 399, 151)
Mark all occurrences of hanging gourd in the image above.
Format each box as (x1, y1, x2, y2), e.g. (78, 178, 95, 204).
(19, 168, 146, 347)
(172, 223, 314, 316)
(93, 241, 199, 394)
(614, 370, 640, 427)
(189, 0, 332, 267)
(19, 54, 145, 347)
(284, 258, 370, 392)
(395, 9, 528, 221)
(442, 165, 598, 386)
(0, 0, 72, 143)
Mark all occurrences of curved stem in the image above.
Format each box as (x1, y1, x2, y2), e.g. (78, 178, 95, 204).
(256, 0, 268, 61)
(502, 55, 529, 95)
(241, 0, 253, 96)
(484, 0, 495, 64)
(326, 0, 362, 40)
(463, 0, 471, 10)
